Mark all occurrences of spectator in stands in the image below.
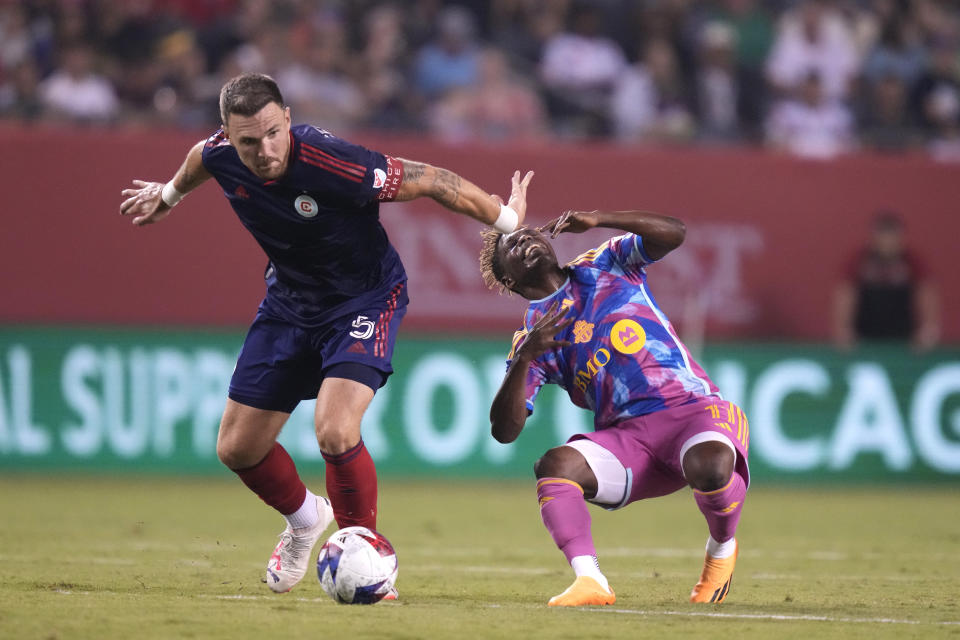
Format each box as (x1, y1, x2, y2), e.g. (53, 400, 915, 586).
(611, 37, 694, 143)
(488, 0, 565, 70)
(275, 15, 365, 134)
(0, 59, 43, 121)
(154, 30, 218, 128)
(860, 11, 926, 91)
(429, 47, 548, 143)
(766, 69, 854, 159)
(413, 5, 481, 100)
(911, 36, 960, 133)
(0, 5, 34, 71)
(924, 84, 960, 161)
(39, 41, 119, 123)
(833, 211, 940, 352)
(355, 3, 417, 131)
(692, 21, 746, 143)
(540, 3, 627, 137)
(703, 0, 774, 74)
(229, 19, 288, 75)
(766, 0, 859, 101)
(858, 72, 922, 152)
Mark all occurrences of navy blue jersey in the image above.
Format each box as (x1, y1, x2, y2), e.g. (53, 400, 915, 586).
(201, 124, 406, 327)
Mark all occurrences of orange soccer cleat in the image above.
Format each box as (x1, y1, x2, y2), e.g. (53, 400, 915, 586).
(547, 576, 616, 607)
(690, 540, 738, 604)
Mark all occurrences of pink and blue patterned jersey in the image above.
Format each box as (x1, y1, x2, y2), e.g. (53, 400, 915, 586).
(506, 233, 720, 429)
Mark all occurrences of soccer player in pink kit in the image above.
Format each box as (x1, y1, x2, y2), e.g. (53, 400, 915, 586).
(482, 209, 750, 606)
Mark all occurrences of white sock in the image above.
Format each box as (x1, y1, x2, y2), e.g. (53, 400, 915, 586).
(284, 489, 320, 530)
(570, 555, 610, 592)
(706, 536, 737, 559)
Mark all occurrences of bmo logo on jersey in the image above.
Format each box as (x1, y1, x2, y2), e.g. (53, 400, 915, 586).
(294, 194, 319, 218)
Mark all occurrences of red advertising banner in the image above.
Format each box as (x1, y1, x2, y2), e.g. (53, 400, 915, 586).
(1, 124, 956, 341)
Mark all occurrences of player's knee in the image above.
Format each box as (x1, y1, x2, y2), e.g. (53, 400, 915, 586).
(683, 441, 735, 492)
(216, 432, 255, 470)
(534, 446, 593, 487)
(315, 418, 360, 455)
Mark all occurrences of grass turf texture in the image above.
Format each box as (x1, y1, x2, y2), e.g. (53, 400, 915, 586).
(0, 476, 957, 639)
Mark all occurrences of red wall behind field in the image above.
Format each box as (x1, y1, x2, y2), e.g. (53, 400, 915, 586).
(1, 124, 956, 341)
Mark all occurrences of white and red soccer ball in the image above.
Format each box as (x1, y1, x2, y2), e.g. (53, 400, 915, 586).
(316, 526, 398, 604)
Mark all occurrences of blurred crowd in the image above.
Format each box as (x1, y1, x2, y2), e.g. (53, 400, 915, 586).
(3, 0, 960, 159)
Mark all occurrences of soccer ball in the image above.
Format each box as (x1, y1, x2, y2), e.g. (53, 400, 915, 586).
(316, 526, 398, 604)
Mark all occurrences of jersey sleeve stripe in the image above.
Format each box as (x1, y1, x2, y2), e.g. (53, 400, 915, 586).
(300, 156, 365, 183)
(567, 246, 603, 267)
(507, 329, 527, 360)
(300, 143, 367, 173)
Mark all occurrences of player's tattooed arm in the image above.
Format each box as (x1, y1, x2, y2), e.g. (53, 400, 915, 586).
(539, 210, 686, 261)
(394, 159, 463, 208)
(393, 158, 533, 227)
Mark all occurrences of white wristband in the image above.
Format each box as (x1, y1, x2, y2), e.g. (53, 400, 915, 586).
(493, 204, 519, 233)
(161, 181, 185, 208)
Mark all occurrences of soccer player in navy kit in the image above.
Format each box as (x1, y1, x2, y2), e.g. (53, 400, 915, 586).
(119, 73, 533, 594)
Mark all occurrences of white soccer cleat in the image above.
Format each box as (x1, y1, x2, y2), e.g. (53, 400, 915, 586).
(265, 496, 334, 593)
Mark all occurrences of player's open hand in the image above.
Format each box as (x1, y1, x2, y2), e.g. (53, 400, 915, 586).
(516, 301, 573, 361)
(539, 210, 601, 238)
(119, 180, 171, 226)
(506, 170, 534, 225)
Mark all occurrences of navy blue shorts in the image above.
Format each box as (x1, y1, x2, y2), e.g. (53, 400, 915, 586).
(228, 282, 408, 413)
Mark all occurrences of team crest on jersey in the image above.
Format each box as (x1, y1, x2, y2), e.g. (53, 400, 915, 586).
(372, 168, 386, 189)
(294, 194, 318, 218)
(573, 320, 594, 344)
(610, 319, 646, 354)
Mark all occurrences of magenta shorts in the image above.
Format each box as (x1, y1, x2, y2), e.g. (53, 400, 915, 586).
(569, 397, 750, 506)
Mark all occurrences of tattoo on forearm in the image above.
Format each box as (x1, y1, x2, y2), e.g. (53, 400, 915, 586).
(432, 169, 462, 208)
(403, 160, 425, 183)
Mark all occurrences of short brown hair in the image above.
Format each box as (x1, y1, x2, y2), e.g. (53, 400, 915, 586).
(479, 228, 509, 294)
(219, 73, 284, 124)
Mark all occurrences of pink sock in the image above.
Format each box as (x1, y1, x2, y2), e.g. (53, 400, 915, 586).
(233, 443, 307, 515)
(693, 471, 747, 544)
(537, 478, 596, 562)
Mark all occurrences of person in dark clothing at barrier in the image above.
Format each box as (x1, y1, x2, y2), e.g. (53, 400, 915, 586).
(833, 211, 939, 352)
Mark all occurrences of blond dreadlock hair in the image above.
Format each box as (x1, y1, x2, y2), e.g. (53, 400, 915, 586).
(478, 228, 511, 295)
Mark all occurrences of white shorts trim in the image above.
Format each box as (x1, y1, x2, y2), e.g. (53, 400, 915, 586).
(678, 431, 737, 479)
(564, 440, 630, 508)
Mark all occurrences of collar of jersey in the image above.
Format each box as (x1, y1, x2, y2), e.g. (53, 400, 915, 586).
(528, 276, 570, 305)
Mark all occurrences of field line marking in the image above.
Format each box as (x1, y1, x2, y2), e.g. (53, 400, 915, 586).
(576, 607, 960, 626)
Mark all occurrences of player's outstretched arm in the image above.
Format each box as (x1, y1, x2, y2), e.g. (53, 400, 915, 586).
(540, 210, 686, 261)
(490, 303, 572, 444)
(119, 140, 212, 226)
(393, 159, 533, 230)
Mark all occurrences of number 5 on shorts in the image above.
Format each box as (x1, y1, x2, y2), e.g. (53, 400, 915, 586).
(350, 315, 375, 340)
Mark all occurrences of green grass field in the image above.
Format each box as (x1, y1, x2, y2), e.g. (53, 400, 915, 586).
(0, 476, 957, 639)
